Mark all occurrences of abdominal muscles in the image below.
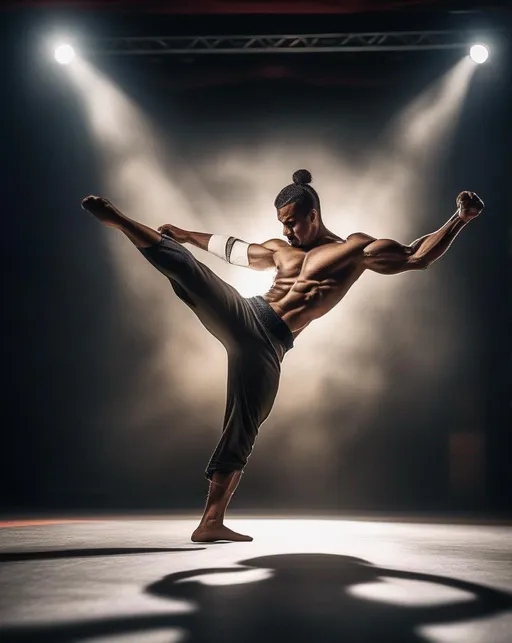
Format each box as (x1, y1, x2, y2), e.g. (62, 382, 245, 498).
(264, 265, 362, 335)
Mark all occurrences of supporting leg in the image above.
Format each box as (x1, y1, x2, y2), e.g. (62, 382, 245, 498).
(81, 195, 161, 248)
(192, 348, 281, 544)
(191, 471, 253, 542)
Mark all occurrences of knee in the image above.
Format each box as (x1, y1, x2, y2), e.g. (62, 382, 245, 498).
(148, 239, 197, 276)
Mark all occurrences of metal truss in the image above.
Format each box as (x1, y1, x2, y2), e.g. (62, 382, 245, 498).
(86, 30, 492, 56)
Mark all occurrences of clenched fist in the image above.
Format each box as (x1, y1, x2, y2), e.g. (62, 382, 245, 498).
(456, 191, 484, 223)
(157, 224, 190, 244)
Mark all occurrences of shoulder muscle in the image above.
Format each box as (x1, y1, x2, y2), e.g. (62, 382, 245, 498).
(262, 238, 289, 251)
(347, 232, 376, 247)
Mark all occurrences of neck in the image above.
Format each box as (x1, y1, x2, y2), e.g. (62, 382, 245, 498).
(307, 223, 338, 249)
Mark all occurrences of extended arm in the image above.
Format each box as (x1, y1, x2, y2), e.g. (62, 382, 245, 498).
(157, 224, 281, 270)
(356, 191, 484, 274)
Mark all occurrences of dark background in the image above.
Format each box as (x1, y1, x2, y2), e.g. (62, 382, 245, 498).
(1, 1, 510, 516)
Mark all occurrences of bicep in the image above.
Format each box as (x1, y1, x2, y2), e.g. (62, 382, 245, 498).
(247, 240, 281, 271)
(347, 231, 422, 274)
(362, 237, 423, 274)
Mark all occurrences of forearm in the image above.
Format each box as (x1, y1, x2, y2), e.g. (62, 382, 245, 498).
(409, 211, 468, 267)
(183, 230, 212, 251)
(161, 225, 272, 269)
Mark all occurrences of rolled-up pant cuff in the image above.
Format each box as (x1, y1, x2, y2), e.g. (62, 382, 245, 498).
(204, 463, 244, 481)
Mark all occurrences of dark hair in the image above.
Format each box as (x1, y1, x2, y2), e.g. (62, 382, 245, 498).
(274, 169, 321, 217)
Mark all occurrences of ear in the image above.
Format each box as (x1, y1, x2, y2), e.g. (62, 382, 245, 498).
(309, 208, 319, 223)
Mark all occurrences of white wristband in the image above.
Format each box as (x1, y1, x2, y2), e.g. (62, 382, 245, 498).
(227, 239, 250, 267)
(207, 234, 230, 260)
(208, 234, 250, 267)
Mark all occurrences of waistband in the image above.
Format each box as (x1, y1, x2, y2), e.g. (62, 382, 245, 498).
(246, 296, 294, 353)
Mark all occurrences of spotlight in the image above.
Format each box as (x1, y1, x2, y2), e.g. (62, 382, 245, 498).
(54, 43, 76, 65)
(469, 44, 489, 64)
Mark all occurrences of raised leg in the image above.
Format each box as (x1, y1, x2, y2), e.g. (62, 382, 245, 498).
(191, 471, 253, 542)
(81, 195, 161, 248)
(81, 195, 242, 335)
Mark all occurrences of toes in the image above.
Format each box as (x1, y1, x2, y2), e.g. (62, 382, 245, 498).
(81, 195, 100, 209)
(81, 196, 111, 211)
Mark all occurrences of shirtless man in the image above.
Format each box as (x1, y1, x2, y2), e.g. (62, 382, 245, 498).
(81, 169, 484, 543)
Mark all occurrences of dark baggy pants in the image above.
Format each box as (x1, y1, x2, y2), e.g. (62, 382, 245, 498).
(138, 235, 294, 480)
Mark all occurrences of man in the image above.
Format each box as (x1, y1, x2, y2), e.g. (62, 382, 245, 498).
(81, 169, 484, 543)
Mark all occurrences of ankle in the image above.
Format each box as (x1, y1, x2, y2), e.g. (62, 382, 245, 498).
(201, 513, 224, 528)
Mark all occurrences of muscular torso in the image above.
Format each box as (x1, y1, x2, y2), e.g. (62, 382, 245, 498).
(263, 238, 366, 337)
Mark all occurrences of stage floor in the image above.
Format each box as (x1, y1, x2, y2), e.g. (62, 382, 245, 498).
(0, 515, 511, 642)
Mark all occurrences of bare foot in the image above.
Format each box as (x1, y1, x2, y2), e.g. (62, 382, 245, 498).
(191, 524, 253, 543)
(81, 196, 124, 227)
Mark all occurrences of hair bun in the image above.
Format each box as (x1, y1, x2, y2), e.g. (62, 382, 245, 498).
(292, 169, 312, 185)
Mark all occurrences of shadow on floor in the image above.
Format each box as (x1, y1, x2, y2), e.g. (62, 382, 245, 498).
(0, 547, 205, 562)
(1, 553, 511, 642)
